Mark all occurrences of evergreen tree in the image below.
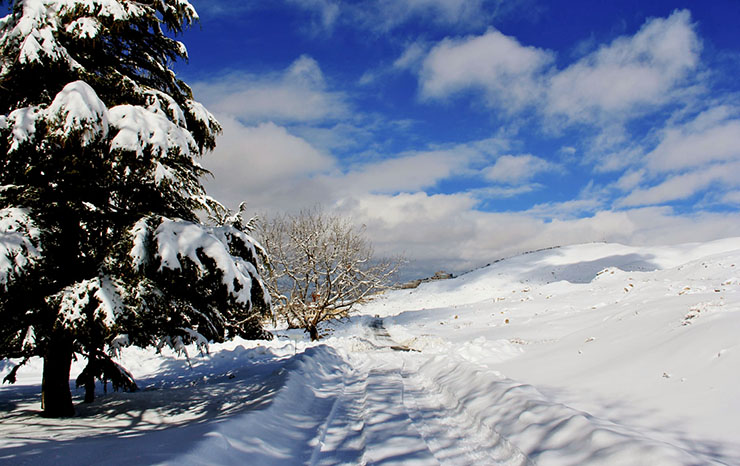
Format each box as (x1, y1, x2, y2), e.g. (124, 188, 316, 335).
(0, 0, 271, 418)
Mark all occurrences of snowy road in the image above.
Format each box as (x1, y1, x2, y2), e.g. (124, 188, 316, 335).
(310, 319, 532, 465)
(0, 315, 731, 465)
(169, 317, 720, 466)
(170, 319, 535, 466)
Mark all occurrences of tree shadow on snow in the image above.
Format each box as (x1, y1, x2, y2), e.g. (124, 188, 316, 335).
(0, 345, 298, 466)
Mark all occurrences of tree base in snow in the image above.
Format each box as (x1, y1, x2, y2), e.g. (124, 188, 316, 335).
(41, 337, 75, 418)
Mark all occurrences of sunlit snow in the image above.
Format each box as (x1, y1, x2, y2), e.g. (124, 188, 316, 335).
(1, 238, 739, 465)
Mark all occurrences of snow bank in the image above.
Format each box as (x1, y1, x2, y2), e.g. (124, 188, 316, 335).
(170, 345, 350, 465)
(2, 239, 739, 465)
(416, 354, 717, 465)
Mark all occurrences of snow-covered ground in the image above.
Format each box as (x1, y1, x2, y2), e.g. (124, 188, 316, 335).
(1, 238, 739, 465)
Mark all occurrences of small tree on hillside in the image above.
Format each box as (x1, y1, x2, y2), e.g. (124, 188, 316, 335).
(0, 0, 270, 418)
(256, 209, 398, 341)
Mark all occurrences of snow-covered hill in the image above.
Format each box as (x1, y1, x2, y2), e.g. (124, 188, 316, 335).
(360, 238, 740, 463)
(1, 238, 739, 465)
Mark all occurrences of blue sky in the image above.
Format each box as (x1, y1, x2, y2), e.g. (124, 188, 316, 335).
(178, 0, 740, 276)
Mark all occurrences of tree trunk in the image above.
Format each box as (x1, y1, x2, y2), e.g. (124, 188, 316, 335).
(307, 324, 319, 341)
(41, 334, 75, 418)
(83, 374, 96, 403)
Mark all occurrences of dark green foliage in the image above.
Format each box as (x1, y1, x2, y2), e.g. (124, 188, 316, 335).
(0, 1, 271, 417)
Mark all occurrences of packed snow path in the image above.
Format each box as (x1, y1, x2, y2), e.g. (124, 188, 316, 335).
(170, 319, 534, 465)
(310, 319, 532, 465)
(169, 317, 721, 466)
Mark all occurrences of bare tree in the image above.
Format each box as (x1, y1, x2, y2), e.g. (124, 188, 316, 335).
(256, 209, 399, 340)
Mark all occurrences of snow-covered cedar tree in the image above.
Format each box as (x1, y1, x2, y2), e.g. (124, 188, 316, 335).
(256, 209, 399, 341)
(0, 1, 271, 418)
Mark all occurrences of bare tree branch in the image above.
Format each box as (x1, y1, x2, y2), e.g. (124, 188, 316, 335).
(256, 208, 400, 340)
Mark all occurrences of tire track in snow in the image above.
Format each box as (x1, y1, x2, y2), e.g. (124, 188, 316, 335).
(311, 318, 531, 465)
(400, 364, 533, 465)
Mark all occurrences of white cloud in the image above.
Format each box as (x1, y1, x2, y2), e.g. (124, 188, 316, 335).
(615, 169, 646, 192)
(546, 10, 701, 123)
(359, 41, 430, 86)
(472, 185, 539, 199)
(349, 0, 494, 32)
(414, 10, 700, 127)
(525, 198, 603, 219)
(722, 191, 740, 205)
(611, 104, 740, 207)
(419, 29, 553, 110)
(332, 149, 474, 195)
(619, 161, 740, 207)
(198, 118, 740, 278)
(282, 0, 523, 34)
(206, 135, 499, 213)
(485, 154, 560, 184)
(192, 56, 348, 124)
(190, 0, 254, 16)
(645, 108, 740, 173)
(202, 119, 335, 207)
(393, 41, 430, 71)
(334, 192, 740, 278)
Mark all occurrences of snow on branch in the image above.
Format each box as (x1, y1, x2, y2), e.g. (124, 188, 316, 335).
(46, 80, 109, 145)
(0, 0, 198, 75)
(145, 90, 187, 128)
(0, 207, 41, 288)
(109, 104, 198, 158)
(49, 276, 126, 329)
(0, 0, 76, 71)
(65, 16, 101, 39)
(2, 80, 108, 150)
(64, 0, 148, 22)
(3, 107, 41, 152)
(184, 100, 219, 131)
(139, 217, 261, 306)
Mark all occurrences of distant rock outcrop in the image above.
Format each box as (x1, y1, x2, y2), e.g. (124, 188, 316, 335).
(398, 270, 454, 289)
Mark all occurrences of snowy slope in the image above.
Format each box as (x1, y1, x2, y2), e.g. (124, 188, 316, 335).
(361, 238, 740, 463)
(1, 238, 739, 465)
